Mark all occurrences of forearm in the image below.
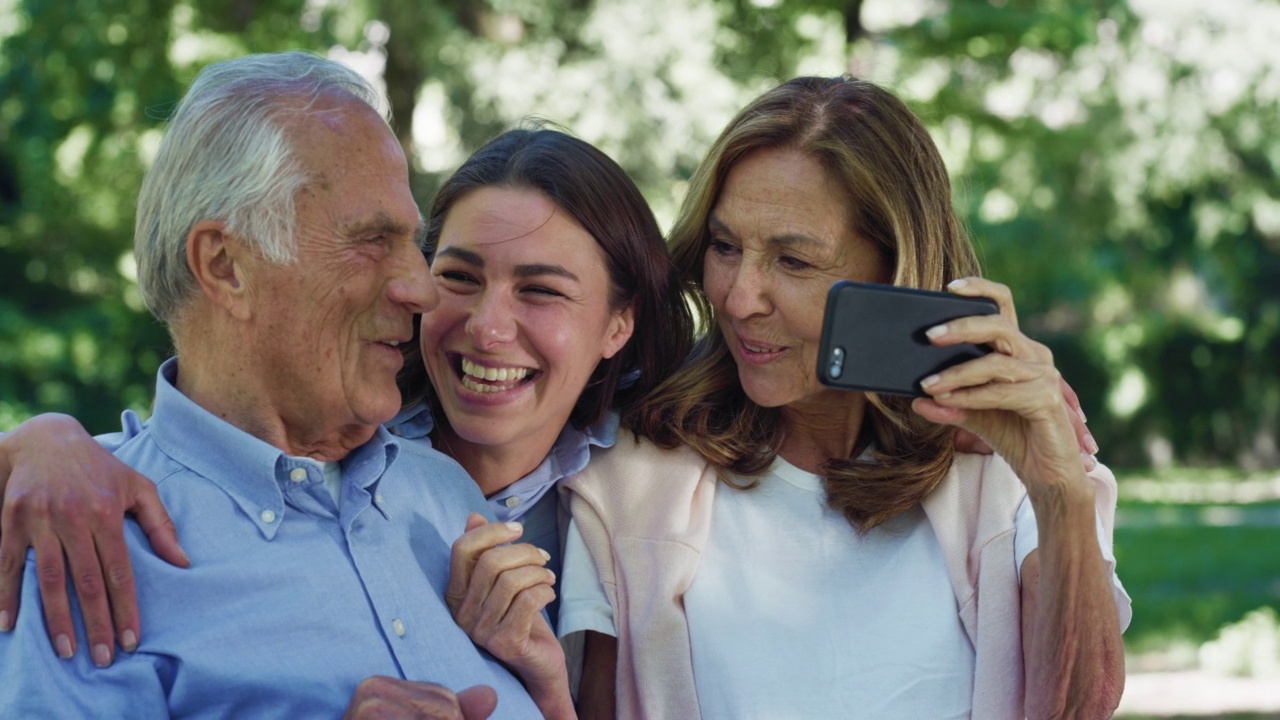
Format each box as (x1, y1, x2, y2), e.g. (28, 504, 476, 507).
(1023, 481, 1125, 719)
(520, 660, 577, 720)
(576, 630, 618, 720)
(0, 430, 12, 496)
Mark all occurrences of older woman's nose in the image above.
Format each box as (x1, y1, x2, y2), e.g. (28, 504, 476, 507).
(722, 263, 773, 320)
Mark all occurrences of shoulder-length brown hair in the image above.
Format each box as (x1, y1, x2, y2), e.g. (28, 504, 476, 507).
(399, 125, 694, 433)
(635, 76, 981, 532)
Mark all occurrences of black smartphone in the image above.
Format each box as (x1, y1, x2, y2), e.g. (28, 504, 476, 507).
(817, 280, 999, 397)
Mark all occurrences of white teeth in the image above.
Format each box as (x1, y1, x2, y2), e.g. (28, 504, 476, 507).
(460, 358, 531, 387)
(743, 342, 777, 353)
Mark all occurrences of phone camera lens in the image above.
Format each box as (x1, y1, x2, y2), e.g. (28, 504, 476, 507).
(829, 347, 845, 378)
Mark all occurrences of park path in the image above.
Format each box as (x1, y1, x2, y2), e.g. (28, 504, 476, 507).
(1117, 668, 1280, 717)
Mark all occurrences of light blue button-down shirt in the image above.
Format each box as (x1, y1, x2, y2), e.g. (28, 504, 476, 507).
(0, 359, 541, 718)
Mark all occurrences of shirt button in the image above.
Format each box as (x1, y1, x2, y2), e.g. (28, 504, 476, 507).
(260, 509, 277, 523)
(392, 619, 406, 637)
(375, 493, 385, 506)
(289, 468, 307, 483)
(504, 496, 521, 508)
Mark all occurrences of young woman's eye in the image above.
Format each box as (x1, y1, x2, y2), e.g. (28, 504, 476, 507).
(436, 270, 477, 285)
(523, 285, 564, 298)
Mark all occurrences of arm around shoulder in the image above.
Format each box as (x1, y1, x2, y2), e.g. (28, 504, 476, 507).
(0, 558, 167, 717)
(0, 412, 187, 666)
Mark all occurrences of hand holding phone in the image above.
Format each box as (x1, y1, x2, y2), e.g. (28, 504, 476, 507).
(817, 280, 999, 397)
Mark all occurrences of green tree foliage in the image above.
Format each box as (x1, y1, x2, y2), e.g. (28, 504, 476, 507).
(868, 0, 1280, 469)
(1, 0, 1276, 469)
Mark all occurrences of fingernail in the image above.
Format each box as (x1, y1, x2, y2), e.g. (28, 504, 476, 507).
(920, 374, 941, 389)
(1081, 452, 1098, 472)
(1085, 433, 1099, 455)
(121, 629, 137, 652)
(55, 634, 74, 659)
(92, 643, 112, 667)
(925, 324, 949, 340)
(538, 548, 551, 562)
(504, 522, 522, 534)
(1077, 406, 1088, 424)
(0, 611, 10, 632)
(947, 278, 969, 290)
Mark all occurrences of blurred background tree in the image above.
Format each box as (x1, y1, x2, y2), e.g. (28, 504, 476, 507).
(4, 0, 1280, 710)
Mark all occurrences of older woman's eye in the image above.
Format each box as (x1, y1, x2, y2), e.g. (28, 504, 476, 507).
(778, 254, 812, 271)
(708, 238, 739, 256)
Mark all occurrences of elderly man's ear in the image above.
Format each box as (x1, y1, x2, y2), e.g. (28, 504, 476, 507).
(186, 221, 254, 322)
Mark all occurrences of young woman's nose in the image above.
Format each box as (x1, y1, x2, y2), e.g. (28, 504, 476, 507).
(464, 290, 517, 347)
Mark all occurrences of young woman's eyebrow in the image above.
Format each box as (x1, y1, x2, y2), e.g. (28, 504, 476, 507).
(434, 246, 484, 266)
(514, 263, 579, 282)
(433, 248, 579, 283)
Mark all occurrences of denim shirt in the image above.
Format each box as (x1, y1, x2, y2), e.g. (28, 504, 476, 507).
(0, 359, 541, 718)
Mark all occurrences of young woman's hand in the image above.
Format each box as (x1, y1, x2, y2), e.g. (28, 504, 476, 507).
(446, 513, 574, 719)
(0, 413, 188, 666)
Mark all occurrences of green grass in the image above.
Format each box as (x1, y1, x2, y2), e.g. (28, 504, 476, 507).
(1114, 499, 1280, 652)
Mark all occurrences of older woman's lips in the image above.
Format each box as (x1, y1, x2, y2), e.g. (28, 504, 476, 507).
(736, 337, 785, 364)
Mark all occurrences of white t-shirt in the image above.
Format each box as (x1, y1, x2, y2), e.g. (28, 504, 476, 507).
(558, 456, 1092, 718)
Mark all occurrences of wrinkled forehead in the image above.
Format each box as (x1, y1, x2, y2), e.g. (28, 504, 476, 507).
(279, 91, 397, 163)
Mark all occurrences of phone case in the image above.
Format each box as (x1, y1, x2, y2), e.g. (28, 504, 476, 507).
(817, 280, 999, 397)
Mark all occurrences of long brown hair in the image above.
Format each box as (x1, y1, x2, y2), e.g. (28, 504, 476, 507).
(399, 125, 694, 433)
(636, 76, 981, 531)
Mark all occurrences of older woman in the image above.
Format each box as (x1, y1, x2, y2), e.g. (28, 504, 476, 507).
(558, 76, 1130, 719)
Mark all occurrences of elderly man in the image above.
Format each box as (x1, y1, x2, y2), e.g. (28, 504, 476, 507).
(0, 52, 550, 718)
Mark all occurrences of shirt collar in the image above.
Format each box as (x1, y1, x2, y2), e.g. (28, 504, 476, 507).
(487, 411, 619, 522)
(385, 401, 619, 522)
(146, 358, 400, 539)
(387, 402, 435, 441)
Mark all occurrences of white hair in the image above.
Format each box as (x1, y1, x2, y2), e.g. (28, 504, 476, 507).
(134, 51, 390, 325)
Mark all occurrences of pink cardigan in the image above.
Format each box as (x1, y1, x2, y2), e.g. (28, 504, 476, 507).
(562, 430, 1126, 719)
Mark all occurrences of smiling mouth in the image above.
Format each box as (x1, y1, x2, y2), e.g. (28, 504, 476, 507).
(456, 356, 537, 394)
(740, 339, 784, 354)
